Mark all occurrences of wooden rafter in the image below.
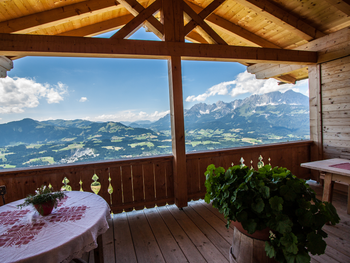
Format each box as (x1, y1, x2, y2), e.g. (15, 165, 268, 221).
(111, 0, 162, 39)
(234, 0, 325, 41)
(183, 2, 226, 44)
(186, 31, 209, 44)
(185, 0, 280, 48)
(117, 0, 164, 39)
(324, 0, 350, 16)
(184, 0, 225, 35)
(58, 15, 134, 37)
(247, 64, 307, 79)
(0, 33, 318, 64)
(0, 0, 121, 34)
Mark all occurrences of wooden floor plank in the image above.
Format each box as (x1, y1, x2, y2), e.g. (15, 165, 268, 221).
(103, 217, 115, 263)
(97, 182, 349, 263)
(127, 210, 165, 263)
(157, 206, 206, 262)
(188, 201, 233, 243)
(167, 205, 229, 263)
(144, 207, 188, 262)
(113, 212, 137, 263)
(182, 205, 231, 260)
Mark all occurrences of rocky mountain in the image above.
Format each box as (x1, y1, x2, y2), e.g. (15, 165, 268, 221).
(144, 90, 309, 136)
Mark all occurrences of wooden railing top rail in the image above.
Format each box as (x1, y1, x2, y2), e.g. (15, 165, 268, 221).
(186, 140, 313, 159)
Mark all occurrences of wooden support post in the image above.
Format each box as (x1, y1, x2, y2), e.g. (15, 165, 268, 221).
(308, 64, 323, 181)
(168, 56, 187, 208)
(322, 173, 333, 203)
(162, 0, 187, 208)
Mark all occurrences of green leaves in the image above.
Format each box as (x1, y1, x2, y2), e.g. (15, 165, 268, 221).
(307, 232, 327, 255)
(203, 163, 340, 263)
(269, 196, 284, 211)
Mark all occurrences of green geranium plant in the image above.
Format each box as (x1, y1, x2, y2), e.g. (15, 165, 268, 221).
(18, 185, 66, 209)
(204, 164, 340, 263)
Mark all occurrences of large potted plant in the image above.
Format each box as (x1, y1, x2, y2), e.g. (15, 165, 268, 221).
(18, 185, 66, 216)
(204, 163, 340, 263)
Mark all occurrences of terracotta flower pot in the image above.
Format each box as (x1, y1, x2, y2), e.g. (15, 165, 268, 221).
(231, 220, 270, 240)
(34, 201, 55, 216)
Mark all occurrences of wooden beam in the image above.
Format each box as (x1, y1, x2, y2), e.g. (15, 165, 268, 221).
(234, 0, 325, 41)
(58, 15, 134, 37)
(184, 0, 225, 35)
(183, 2, 226, 45)
(161, 0, 184, 42)
(248, 64, 307, 79)
(0, 33, 318, 64)
(117, 0, 164, 39)
(168, 56, 187, 208)
(324, 0, 350, 16)
(248, 27, 350, 79)
(274, 75, 296, 84)
(185, 0, 280, 48)
(186, 31, 209, 44)
(0, 56, 13, 78)
(111, 0, 162, 39)
(0, 0, 121, 34)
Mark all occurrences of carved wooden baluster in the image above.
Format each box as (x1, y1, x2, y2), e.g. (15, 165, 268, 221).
(108, 171, 113, 204)
(61, 177, 72, 191)
(91, 173, 101, 195)
(250, 160, 254, 169)
(258, 155, 264, 169)
(240, 157, 245, 168)
(268, 158, 271, 166)
(79, 180, 84, 192)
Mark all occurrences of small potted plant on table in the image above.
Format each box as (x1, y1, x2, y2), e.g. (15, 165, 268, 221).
(18, 185, 66, 216)
(204, 163, 340, 263)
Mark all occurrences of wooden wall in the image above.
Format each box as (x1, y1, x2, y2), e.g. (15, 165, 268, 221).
(321, 56, 350, 159)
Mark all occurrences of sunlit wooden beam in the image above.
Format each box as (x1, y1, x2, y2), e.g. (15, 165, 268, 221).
(185, 0, 280, 48)
(0, 33, 318, 64)
(235, 0, 325, 41)
(183, 2, 226, 45)
(0, 0, 121, 34)
(184, 0, 225, 35)
(117, 0, 164, 39)
(0, 56, 13, 78)
(111, 0, 162, 39)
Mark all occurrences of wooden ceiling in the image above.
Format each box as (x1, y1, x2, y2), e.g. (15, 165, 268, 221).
(0, 0, 349, 82)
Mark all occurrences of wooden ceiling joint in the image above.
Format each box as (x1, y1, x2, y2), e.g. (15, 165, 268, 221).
(0, 0, 121, 34)
(111, 0, 162, 39)
(183, 1, 227, 44)
(117, 0, 164, 39)
(234, 0, 325, 41)
(324, 0, 350, 16)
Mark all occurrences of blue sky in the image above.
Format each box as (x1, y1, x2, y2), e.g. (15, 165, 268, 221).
(0, 28, 309, 124)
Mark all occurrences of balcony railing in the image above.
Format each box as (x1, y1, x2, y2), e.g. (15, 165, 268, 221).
(0, 140, 312, 212)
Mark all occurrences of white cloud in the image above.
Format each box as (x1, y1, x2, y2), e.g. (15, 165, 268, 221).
(0, 77, 68, 113)
(79, 97, 88, 102)
(186, 80, 233, 102)
(185, 71, 309, 102)
(87, 110, 170, 122)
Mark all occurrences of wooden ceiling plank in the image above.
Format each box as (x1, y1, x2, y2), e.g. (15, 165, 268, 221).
(184, 0, 225, 35)
(0, 0, 121, 34)
(324, 0, 350, 19)
(111, 0, 162, 39)
(248, 26, 350, 79)
(58, 14, 134, 37)
(183, 2, 226, 45)
(117, 0, 163, 39)
(0, 33, 318, 64)
(185, 1, 280, 48)
(234, 0, 325, 41)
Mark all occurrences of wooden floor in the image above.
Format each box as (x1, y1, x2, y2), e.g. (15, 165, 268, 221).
(81, 182, 350, 263)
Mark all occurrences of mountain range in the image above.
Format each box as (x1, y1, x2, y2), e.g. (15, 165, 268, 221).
(0, 90, 309, 147)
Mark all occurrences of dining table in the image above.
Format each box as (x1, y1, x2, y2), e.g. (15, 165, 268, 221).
(0, 191, 111, 263)
(301, 158, 350, 214)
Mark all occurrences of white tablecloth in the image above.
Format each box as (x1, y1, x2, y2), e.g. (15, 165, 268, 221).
(0, 191, 111, 263)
